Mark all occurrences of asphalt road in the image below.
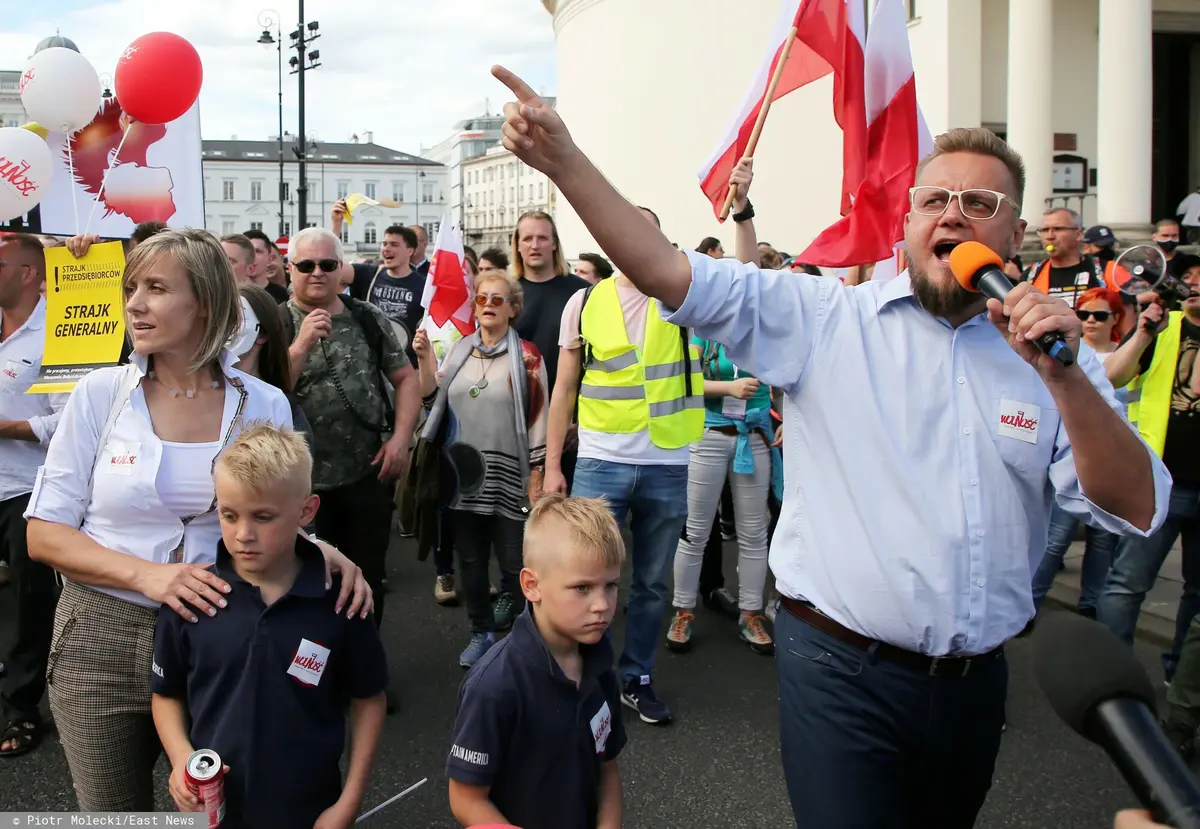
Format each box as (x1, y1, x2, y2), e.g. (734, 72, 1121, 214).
(0, 536, 1173, 828)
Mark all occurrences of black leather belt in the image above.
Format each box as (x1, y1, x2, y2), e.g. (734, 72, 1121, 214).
(779, 596, 1003, 678)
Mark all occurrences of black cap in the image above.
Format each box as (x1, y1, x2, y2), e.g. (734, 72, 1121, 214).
(1083, 225, 1118, 248)
(1033, 612, 1157, 744)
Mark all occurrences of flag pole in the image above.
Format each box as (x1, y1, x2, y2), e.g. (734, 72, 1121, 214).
(720, 25, 800, 222)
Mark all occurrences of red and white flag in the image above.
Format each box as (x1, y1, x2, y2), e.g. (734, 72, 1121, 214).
(421, 219, 475, 335)
(698, 0, 933, 269)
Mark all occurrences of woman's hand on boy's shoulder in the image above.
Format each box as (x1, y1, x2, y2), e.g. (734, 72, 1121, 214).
(313, 537, 373, 619)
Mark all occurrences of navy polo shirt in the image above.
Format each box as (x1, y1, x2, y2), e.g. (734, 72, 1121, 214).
(446, 605, 626, 829)
(151, 537, 388, 829)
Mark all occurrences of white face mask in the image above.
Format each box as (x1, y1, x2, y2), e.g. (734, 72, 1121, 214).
(228, 297, 261, 358)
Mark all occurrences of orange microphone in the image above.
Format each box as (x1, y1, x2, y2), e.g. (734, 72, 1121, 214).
(949, 241, 1075, 368)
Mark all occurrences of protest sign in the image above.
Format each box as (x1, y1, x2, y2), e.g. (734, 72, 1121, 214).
(28, 241, 126, 393)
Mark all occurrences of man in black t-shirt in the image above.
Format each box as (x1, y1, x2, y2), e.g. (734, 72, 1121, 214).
(331, 204, 426, 364)
(511, 211, 588, 397)
(1023, 207, 1107, 306)
(1098, 255, 1200, 681)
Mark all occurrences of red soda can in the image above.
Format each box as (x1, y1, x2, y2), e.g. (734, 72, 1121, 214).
(185, 748, 226, 827)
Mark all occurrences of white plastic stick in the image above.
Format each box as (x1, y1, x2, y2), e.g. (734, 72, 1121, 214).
(66, 133, 79, 235)
(83, 126, 131, 237)
(355, 777, 428, 823)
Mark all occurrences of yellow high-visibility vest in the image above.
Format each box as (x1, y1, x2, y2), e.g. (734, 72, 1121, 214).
(577, 279, 704, 449)
(1126, 310, 1183, 458)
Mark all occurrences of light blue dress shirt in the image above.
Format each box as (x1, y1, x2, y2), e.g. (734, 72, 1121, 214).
(662, 250, 1171, 656)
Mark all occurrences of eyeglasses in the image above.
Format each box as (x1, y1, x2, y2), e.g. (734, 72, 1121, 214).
(909, 186, 1021, 221)
(1076, 310, 1112, 322)
(475, 294, 513, 307)
(292, 258, 340, 274)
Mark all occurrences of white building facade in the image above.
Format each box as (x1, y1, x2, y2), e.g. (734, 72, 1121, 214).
(0, 71, 26, 129)
(543, 0, 1200, 261)
(422, 114, 508, 233)
(461, 144, 557, 251)
(201, 136, 447, 258)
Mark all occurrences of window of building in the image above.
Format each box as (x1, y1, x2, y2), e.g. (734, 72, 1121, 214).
(489, 211, 494, 226)
(508, 162, 515, 178)
(249, 221, 263, 232)
(339, 224, 350, 244)
(499, 166, 505, 181)
(520, 185, 526, 202)
(282, 182, 290, 201)
(221, 219, 236, 235)
(423, 182, 434, 203)
(907, 0, 918, 20)
(222, 180, 235, 200)
(250, 181, 263, 201)
(337, 181, 349, 200)
(392, 182, 404, 202)
(364, 222, 378, 245)
(424, 221, 439, 238)
(365, 182, 377, 199)
(510, 187, 515, 202)
(283, 221, 291, 236)
(539, 182, 545, 199)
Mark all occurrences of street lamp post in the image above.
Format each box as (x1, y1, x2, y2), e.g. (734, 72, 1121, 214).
(287, 1, 320, 229)
(257, 10, 285, 238)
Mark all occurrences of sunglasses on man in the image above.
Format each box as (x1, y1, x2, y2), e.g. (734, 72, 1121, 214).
(292, 258, 340, 274)
(1076, 309, 1112, 322)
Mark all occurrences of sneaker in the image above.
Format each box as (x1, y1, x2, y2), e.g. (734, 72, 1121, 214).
(740, 611, 774, 654)
(493, 593, 518, 631)
(702, 587, 739, 620)
(459, 633, 495, 669)
(621, 675, 672, 725)
(665, 610, 695, 653)
(434, 575, 458, 606)
(764, 595, 778, 625)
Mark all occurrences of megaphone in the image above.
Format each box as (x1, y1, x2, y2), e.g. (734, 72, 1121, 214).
(1112, 244, 1195, 310)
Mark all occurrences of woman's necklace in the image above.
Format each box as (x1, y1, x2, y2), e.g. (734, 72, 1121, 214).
(469, 351, 496, 398)
(148, 369, 220, 399)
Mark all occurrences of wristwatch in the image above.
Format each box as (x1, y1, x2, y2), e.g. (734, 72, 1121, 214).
(732, 199, 755, 223)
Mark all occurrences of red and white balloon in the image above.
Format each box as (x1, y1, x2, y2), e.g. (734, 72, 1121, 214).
(114, 32, 203, 125)
(20, 47, 102, 133)
(0, 127, 54, 222)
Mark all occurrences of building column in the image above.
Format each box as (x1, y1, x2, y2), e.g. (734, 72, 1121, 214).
(1005, 0, 1053, 226)
(1096, 0, 1153, 229)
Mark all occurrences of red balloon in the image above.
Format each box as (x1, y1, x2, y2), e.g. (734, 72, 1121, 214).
(114, 32, 202, 125)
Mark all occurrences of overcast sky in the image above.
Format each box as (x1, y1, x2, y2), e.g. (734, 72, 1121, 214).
(3, 0, 558, 158)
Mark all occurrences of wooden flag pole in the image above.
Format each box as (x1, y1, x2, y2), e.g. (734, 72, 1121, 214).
(720, 25, 800, 222)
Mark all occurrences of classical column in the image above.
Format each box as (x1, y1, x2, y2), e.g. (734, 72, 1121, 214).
(1005, 0, 1053, 226)
(1096, 0, 1153, 229)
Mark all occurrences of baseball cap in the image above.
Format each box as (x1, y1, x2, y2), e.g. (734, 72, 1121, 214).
(1083, 225, 1117, 247)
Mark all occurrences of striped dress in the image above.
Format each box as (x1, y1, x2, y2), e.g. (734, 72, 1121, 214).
(442, 343, 548, 521)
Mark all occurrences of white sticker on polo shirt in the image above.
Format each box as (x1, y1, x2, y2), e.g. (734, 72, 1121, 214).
(590, 701, 612, 755)
(997, 400, 1040, 445)
(287, 638, 331, 686)
(100, 441, 141, 476)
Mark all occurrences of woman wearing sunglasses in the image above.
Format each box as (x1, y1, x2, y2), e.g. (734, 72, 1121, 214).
(412, 270, 549, 668)
(1030, 288, 1125, 618)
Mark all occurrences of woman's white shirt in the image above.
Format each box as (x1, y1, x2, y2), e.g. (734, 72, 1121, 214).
(25, 350, 293, 609)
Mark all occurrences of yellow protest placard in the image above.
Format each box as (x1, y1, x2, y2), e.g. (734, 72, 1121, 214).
(27, 242, 127, 394)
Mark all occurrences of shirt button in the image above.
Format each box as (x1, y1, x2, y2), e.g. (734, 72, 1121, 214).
(970, 478, 979, 486)
(963, 427, 972, 435)
(976, 579, 985, 587)
(976, 529, 985, 538)
(957, 376, 966, 385)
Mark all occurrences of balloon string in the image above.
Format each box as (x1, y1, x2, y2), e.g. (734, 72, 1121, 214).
(66, 135, 79, 236)
(83, 126, 131, 238)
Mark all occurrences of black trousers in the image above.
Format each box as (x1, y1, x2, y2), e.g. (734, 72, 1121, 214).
(452, 510, 525, 634)
(1, 492, 58, 725)
(314, 474, 393, 626)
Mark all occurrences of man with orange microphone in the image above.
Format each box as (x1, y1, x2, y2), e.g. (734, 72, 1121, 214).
(490, 63, 1170, 829)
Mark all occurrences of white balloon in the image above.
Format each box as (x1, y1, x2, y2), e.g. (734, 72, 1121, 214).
(20, 47, 102, 133)
(0, 127, 54, 223)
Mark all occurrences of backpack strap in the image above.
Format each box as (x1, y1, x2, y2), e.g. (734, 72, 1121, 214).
(576, 283, 598, 386)
(343, 296, 396, 423)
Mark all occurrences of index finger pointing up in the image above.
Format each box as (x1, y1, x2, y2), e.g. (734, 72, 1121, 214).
(492, 65, 540, 104)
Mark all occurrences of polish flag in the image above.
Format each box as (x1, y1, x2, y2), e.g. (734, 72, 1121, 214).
(420, 219, 475, 335)
(698, 0, 933, 270)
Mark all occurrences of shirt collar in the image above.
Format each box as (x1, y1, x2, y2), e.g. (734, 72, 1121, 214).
(509, 604, 614, 687)
(876, 270, 916, 312)
(215, 534, 327, 600)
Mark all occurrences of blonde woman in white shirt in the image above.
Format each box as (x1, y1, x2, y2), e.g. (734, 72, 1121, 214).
(25, 229, 371, 811)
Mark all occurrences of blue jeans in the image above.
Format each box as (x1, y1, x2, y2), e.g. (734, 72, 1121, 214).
(571, 458, 689, 683)
(775, 607, 1007, 827)
(1097, 482, 1200, 678)
(1031, 504, 1118, 611)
